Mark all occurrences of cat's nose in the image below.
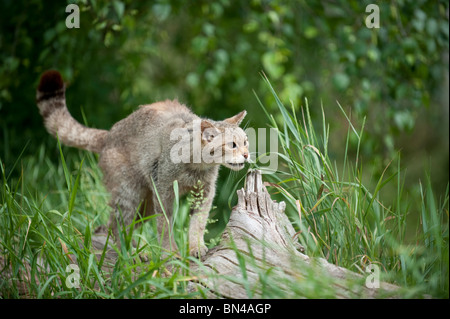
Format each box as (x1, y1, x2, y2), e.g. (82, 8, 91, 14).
(243, 153, 249, 160)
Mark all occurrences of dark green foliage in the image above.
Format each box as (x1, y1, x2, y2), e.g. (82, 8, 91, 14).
(1, 1, 448, 167)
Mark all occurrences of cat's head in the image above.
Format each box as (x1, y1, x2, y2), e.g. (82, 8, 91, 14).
(201, 111, 249, 171)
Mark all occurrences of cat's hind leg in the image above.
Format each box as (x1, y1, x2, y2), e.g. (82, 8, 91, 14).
(107, 181, 147, 247)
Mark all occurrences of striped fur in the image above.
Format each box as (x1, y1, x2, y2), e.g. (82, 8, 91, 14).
(36, 70, 107, 153)
(36, 70, 249, 258)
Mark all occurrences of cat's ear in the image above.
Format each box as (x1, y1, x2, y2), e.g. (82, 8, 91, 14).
(201, 120, 220, 143)
(224, 111, 247, 126)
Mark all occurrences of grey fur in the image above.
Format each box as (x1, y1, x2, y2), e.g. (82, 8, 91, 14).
(36, 72, 249, 258)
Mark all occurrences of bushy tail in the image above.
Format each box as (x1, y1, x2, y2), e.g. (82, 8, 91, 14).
(36, 70, 107, 153)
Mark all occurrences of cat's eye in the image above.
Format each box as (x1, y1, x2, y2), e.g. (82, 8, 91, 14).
(229, 142, 237, 149)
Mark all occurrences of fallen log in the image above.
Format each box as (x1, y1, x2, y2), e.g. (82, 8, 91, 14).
(188, 169, 400, 298)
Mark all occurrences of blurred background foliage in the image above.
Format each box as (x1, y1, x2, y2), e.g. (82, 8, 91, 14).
(0, 0, 448, 197)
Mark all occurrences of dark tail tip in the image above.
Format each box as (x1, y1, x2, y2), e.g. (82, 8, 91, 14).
(38, 70, 64, 93)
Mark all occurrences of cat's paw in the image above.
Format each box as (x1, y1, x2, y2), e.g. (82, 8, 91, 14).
(189, 244, 208, 259)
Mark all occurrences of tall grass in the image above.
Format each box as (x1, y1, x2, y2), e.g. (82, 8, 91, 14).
(0, 143, 197, 298)
(1, 79, 448, 298)
(251, 76, 449, 298)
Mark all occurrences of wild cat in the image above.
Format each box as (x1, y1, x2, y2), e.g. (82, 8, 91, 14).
(36, 70, 249, 258)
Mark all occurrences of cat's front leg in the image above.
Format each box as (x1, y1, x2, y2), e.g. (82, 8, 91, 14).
(188, 183, 215, 258)
(188, 211, 209, 258)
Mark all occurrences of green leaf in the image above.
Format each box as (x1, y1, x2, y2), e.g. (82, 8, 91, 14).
(426, 19, 439, 36)
(262, 51, 284, 79)
(112, 0, 125, 20)
(104, 31, 114, 47)
(186, 73, 200, 88)
(152, 4, 171, 21)
(332, 73, 350, 91)
(304, 26, 319, 39)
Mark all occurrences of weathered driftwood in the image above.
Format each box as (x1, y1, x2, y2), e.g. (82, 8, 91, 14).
(1, 169, 400, 298)
(187, 169, 400, 298)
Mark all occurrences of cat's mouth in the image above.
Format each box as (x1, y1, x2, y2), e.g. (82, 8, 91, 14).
(226, 162, 245, 171)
